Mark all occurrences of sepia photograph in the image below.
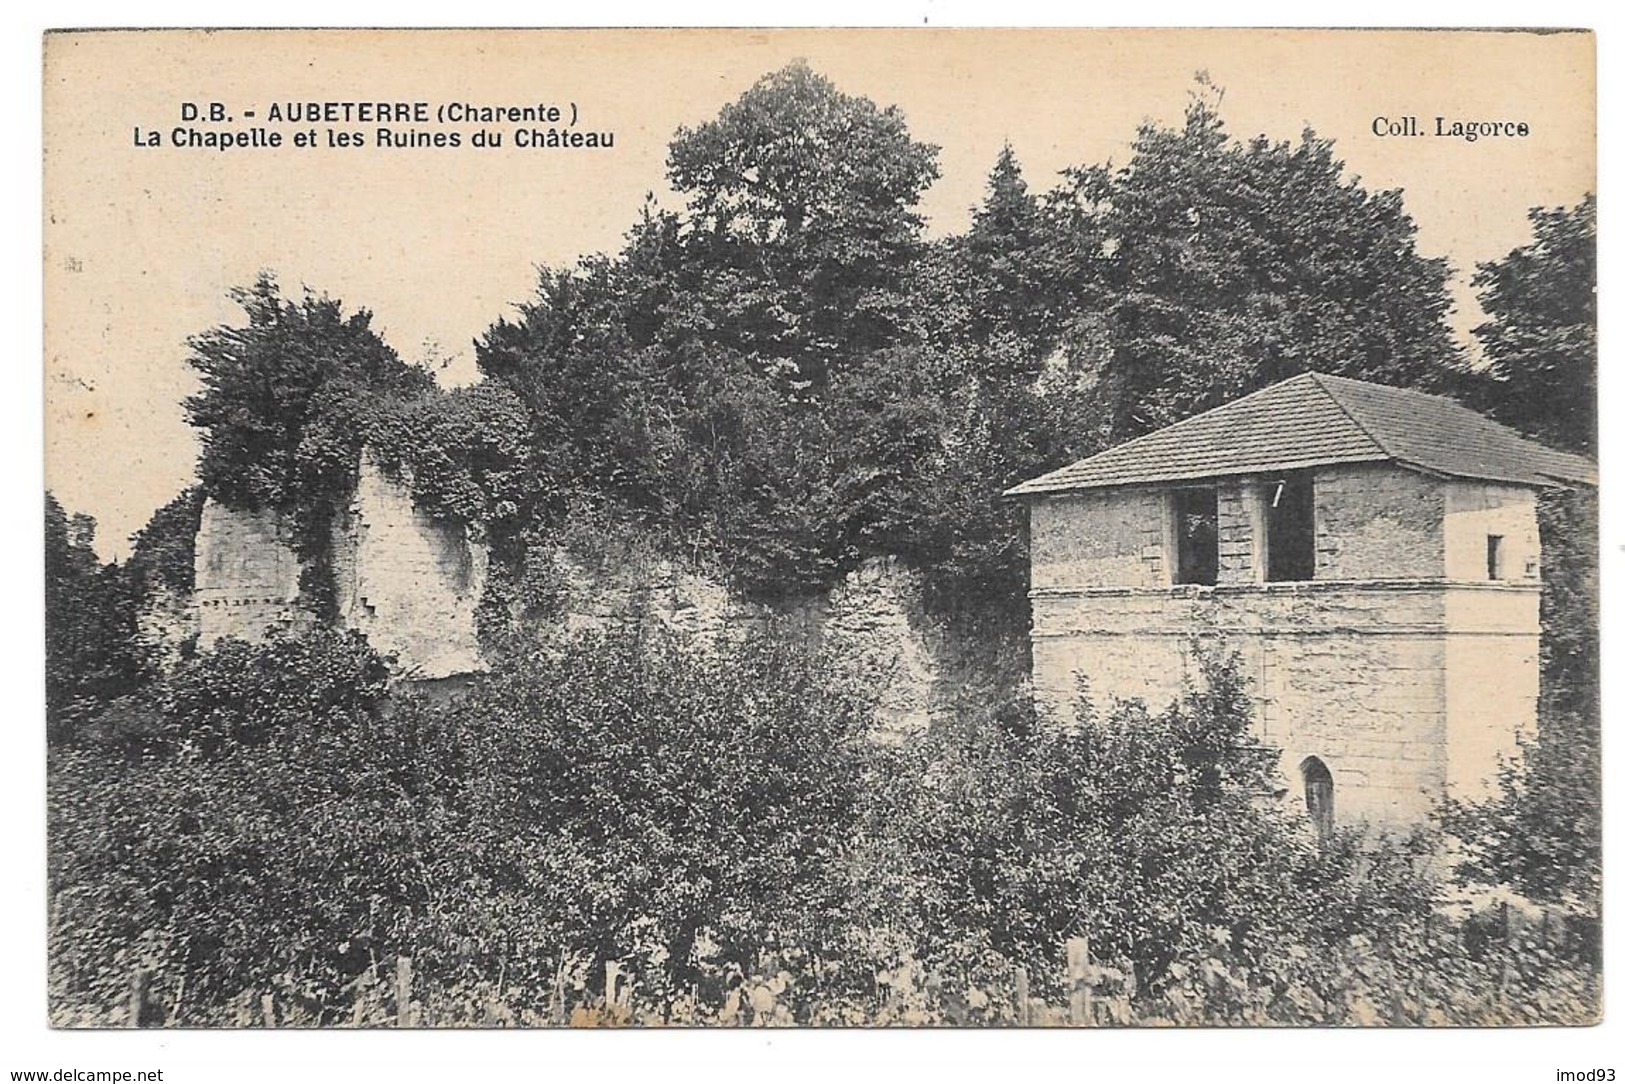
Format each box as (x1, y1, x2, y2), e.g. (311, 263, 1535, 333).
(34, 22, 1601, 1051)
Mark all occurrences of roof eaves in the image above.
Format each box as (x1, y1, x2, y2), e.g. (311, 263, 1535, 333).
(1004, 451, 1396, 497)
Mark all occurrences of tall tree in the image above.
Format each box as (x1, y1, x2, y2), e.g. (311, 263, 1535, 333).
(1052, 79, 1466, 437)
(184, 273, 435, 515)
(45, 494, 148, 741)
(665, 60, 941, 390)
(1470, 194, 1596, 456)
(957, 144, 1055, 360)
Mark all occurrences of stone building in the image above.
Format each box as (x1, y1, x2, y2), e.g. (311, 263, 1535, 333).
(1006, 373, 1595, 830)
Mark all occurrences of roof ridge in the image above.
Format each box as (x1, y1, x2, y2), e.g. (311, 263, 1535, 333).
(1318, 371, 1598, 479)
(1307, 371, 1395, 460)
(1005, 377, 1321, 493)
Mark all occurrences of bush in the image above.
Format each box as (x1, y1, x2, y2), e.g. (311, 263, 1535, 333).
(45, 494, 150, 743)
(49, 626, 878, 1023)
(48, 633, 1599, 1026)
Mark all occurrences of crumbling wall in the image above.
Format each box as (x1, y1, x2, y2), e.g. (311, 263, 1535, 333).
(544, 546, 956, 737)
(194, 499, 305, 646)
(332, 455, 488, 679)
(192, 459, 971, 735)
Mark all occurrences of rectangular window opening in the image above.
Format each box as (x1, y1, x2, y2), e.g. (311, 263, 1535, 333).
(1264, 471, 1316, 583)
(1487, 534, 1505, 581)
(1173, 487, 1219, 586)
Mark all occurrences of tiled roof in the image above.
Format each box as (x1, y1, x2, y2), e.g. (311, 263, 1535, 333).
(1005, 372, 1597, 496)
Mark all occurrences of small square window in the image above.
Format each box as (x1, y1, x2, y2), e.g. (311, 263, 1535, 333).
(1486, 535, 1505, 581)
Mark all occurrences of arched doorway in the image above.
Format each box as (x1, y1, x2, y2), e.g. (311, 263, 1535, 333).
(1301, 757, 1334, 841)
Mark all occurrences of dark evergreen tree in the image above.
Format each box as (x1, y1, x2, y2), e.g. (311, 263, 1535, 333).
(1050, 79, 1466, 437)
(45, 494, 148, 742)
(1470, 194, 1596, 455)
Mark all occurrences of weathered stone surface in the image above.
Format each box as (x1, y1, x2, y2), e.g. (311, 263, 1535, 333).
(190, 456, 958, 737)
(194, 499, 306, 645)
(1026, 463, 1543, 827)
(547, 548, 947, 736)
(332, 455, 488, 679)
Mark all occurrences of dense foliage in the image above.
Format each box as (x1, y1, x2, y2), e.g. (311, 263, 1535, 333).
(51, 64, 1599, 1029)
(124, 487, 205, 597)
(50, 628, 873, 1022)
(166, 69, 1477, 632)
(1469, 194, 1596, 455)
(49, 630, 1598, 1026)
(184, 274, 436, 614)
(45, 495, 149, 742)
(1042, 78, 1464, 436)
(1440, 198, 1598, 913)
(464, 70, 1471, 620)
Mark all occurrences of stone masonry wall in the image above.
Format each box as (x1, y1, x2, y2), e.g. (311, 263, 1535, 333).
(192, 459, 958, 736)
(1026, 463, 1542, 826)
(1030, 489, 1166, 590)
(546, 545, 951, 736)
(331, 455, 489, 679)
(1314, 464, 1445, 581)
(1030, 583, 1454, 823)
(194, 499, 307, 646)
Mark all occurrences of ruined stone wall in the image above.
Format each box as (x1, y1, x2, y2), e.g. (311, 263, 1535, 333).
(192, 458, 487, 678)
(194, 499, 306, 646)
(136, 585, 200, 669)
(332, 455, 488, 679)
(192, 460, 961, 735)
(545, 545, 954, 736)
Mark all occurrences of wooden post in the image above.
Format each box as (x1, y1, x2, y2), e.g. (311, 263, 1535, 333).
(395, 956, 413, 1028)
(260, 993, 276, 1028)
(1013, 966, 1030, 1027)
(550, 961, 567, 1026)
(169, 973, 186, 1027)
(127, 968, 149, 1029)
(1497, 902, 1513, 1008)
(1066, 936, 1093, 1027)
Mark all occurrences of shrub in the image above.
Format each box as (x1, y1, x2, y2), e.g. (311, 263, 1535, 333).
(49, 626, 878, 1023)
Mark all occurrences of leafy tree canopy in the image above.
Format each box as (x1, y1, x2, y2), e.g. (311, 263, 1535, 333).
(1048, 77, 1466, 437)
(665, 60, 941, 390)
(1470, 194, 1596, 455)
(185, 273, 435, 515)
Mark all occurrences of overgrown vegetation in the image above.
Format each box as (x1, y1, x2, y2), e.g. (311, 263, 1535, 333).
(45, 496, 150, 744)
(183, 275, 436, 617)
(167, 67, 1479, 636)
(48, 631, 1599, 1026)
